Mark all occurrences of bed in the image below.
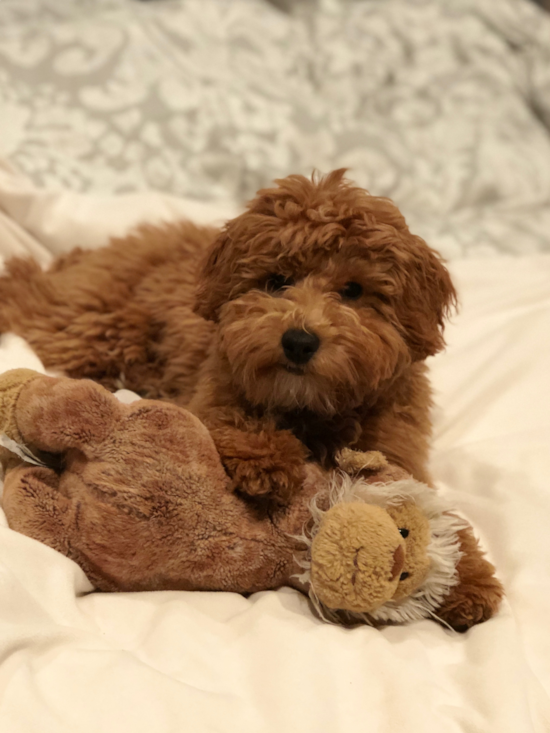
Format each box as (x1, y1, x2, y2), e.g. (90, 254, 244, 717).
(0, 1, 550, 731)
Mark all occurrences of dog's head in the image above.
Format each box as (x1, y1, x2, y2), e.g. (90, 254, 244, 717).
(194, 170, 456, 416)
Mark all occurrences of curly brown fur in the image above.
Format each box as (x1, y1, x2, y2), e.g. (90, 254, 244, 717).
(436, 526, 504, 632)
(0, 170, 456, 501)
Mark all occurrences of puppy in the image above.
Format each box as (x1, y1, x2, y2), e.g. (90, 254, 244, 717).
(0, 170, 456, 502)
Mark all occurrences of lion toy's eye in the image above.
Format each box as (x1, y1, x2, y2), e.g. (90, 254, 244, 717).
(266, 274, 294, 292)
(400, 572, 410, 581)
(339, 282, 363, 300)
(399, 528, 409, 538)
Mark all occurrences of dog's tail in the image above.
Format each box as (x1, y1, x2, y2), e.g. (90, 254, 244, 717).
(0, 257, 57, 333)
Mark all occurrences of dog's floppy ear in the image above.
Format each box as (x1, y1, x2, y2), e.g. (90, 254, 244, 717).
(397, 234, 457, 360)
(193, 201, 280, 321)
(193, 229, 234, 322)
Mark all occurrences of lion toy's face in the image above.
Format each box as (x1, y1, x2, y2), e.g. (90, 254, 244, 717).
(310, 500, 433, 615)
(195, 171, 455, 416)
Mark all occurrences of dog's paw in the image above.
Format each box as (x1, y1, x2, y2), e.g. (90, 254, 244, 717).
(436, 578, 504, 632)
(230, 459, 305, 504)
(212, 428, 308, 504)
(434, 527, 504, 633)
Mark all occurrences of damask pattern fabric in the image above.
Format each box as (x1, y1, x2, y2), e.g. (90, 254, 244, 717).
(1, 0, 550, 258)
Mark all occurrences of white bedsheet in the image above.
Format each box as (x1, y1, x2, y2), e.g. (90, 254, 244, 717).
(0, 170, 549, 732)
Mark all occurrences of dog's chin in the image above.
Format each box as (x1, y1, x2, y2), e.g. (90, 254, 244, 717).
(234, 363, 366, 416)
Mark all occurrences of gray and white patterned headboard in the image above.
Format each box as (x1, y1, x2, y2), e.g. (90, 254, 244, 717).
(1, 0, 550, 257)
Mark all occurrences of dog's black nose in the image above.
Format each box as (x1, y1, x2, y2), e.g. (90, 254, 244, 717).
(281, 329, 320, 365)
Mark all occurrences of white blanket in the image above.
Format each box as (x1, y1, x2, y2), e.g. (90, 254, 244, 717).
(0, 169, 549, 732)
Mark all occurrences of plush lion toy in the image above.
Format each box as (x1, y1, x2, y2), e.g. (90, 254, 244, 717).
(0, 369, 503, 630)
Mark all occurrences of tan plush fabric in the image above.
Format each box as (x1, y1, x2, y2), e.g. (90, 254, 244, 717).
(336, 448, 389, 474)
(311, 503, 405, 613)
(0, 368, 43, 470)
(385, 503, 431, 601)
(1, 370, 322, 594)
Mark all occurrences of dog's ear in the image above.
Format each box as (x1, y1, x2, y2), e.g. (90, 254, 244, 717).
(397, 234, 457, 360)
(193, 202, 281, 321)
(193, 229, 235, 322)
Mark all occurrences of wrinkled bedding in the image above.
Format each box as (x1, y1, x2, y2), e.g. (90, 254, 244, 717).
(0, 166, 549, 733)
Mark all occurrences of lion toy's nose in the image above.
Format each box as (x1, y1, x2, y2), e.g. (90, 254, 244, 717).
(282, 329, 320, 365)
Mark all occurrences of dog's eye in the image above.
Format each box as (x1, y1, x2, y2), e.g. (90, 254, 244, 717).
(266, 274, 294, 292)
(399, 572, 410, 581)
(399, 528, 409, 538)
(339, 282, 363, 300)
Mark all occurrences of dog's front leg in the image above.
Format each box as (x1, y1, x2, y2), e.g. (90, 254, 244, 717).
(205, 417, 310, 504)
